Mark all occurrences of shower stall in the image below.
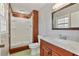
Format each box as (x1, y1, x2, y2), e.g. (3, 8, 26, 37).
(10, 14, 33, 49)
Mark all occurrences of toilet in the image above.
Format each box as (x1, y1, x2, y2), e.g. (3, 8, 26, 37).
(29, 37, 40, 55)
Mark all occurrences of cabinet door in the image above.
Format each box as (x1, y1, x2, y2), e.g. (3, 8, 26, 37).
(43, 47, 52, 56)
(40, 45, 52, 56)
(51, 45, 74, 56)
(40, 40, 52, 56)
(52, 51, 59, 56)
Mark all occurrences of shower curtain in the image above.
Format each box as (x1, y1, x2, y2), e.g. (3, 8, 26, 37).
(11, 15, 33, 48)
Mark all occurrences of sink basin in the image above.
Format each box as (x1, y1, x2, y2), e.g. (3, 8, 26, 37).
(53, 38, 67, 44)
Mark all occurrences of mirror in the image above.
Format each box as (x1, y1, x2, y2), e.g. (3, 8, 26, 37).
(52, 3, 79, 30)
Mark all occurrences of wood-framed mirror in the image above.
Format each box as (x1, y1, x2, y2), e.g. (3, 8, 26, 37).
(52, 3, 79, 30)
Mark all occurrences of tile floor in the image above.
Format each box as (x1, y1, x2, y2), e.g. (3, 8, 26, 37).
(11, 49, 40, 56)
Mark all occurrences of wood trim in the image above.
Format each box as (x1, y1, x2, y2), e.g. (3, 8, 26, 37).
(10, 45, 30, 54)
(33, 10, 38, 43)
(12, 11, 32, 19)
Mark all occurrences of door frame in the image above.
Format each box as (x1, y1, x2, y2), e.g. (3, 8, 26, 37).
(8, 3, 11, 52)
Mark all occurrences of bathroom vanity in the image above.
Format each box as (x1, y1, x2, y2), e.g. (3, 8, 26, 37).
(39, 35, 79, 56)
(40, 39, 77, 56)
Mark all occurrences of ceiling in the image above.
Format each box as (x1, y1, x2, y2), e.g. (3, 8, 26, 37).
(11, 3, 49, 14)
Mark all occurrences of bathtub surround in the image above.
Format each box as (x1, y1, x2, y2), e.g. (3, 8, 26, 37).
(11, 15, 33, 49)
(10, 10, 38, 47)
(10, 13, 33, 53)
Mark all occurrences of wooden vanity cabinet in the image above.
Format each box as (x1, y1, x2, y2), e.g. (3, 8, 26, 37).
(40, 39, 77, 56)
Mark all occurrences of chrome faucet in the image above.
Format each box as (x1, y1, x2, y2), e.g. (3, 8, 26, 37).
(59, 34, 67, 40)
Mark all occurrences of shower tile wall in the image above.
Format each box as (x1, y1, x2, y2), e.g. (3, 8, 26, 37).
(11, 16, 33, 48)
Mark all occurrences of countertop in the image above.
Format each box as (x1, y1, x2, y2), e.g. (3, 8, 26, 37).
(38, 35, 79, 55)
